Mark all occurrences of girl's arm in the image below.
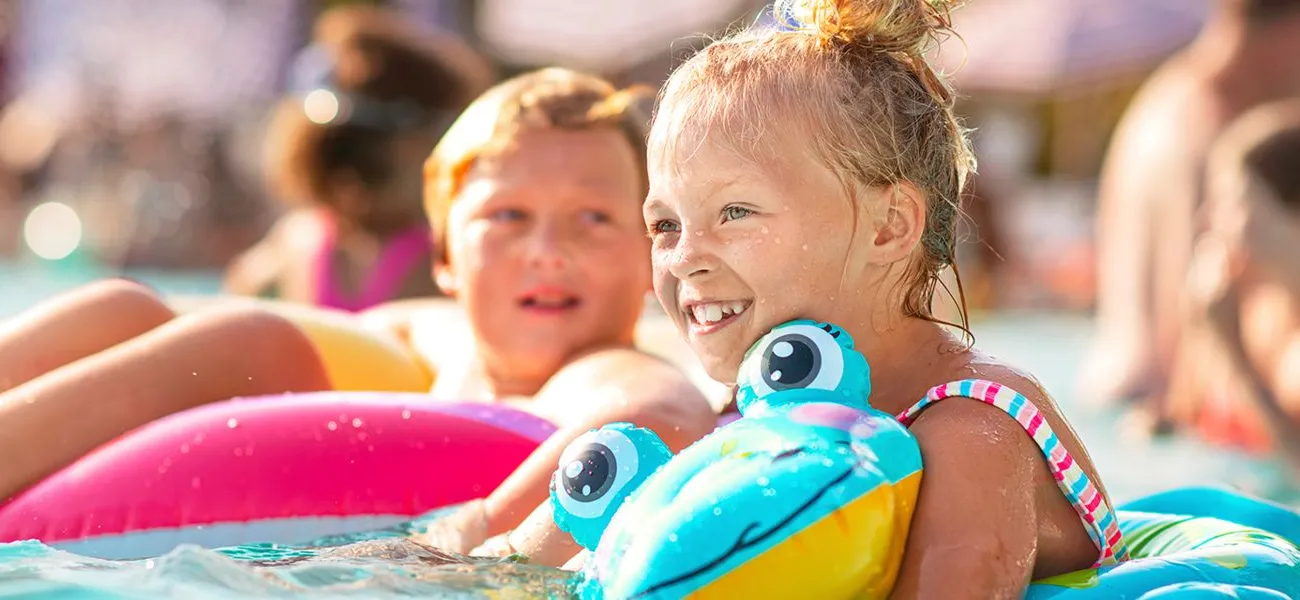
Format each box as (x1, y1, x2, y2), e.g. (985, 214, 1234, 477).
(418, 349, 717, 562)
(888, 399, 1044, 600)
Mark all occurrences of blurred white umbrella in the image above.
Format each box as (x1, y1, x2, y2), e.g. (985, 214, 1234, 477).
(476, 0, 759, 74)
(933, 0, 1215, 95)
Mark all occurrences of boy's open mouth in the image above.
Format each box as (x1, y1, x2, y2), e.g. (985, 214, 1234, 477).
(520, 290, 581, 313)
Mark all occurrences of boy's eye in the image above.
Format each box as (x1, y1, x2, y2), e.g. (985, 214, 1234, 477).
(722, 205, 753, 222)
(581, 210, 611, 224)
(488, 208, 527, 222)
(647, 219, 680, 237)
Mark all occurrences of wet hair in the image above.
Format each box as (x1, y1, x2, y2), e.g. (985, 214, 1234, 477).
(650, 0, 975, 331)
(423, 68, 653, 259)
(267, 5, 493, 206)
(1224, 101, 1300, 210)
(1242, 0, 1300, 27)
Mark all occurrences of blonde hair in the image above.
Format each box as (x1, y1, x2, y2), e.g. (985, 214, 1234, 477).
(651, 0, 975, 329)
(424, 68, 653, 258)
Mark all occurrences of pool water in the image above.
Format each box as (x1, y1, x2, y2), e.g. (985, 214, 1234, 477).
(1, 260, 1297, 598)
(0, 511, 574, 599)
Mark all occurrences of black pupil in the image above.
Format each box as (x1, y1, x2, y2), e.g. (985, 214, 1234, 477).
(563, 443, 616, 502)
(762, 333, 819, 390)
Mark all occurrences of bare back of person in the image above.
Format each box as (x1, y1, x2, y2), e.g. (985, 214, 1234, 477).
(1086, 6, 1300, 409)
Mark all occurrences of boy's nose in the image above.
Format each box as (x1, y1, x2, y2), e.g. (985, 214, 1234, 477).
(526, 222, 571, 271)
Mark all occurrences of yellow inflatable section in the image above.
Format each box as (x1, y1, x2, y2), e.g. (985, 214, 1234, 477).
(170, 296, 434, 392)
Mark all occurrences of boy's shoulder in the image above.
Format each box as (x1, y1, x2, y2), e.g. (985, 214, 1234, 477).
(537, 347, 716, 430)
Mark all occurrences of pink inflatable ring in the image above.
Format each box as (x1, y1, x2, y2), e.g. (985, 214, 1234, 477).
(0, 391, 554, 559)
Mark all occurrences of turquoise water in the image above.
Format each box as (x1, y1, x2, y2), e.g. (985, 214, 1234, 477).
(0, 510, 574, 599)
(1, 260, 1297, 598)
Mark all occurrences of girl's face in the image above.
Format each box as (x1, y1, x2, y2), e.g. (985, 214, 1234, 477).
(644, 136, 883, 384)
(437, 128, 650, 387)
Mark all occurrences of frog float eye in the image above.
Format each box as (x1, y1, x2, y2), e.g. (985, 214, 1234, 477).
(742, 322, 845, 396)
(555, 428, 638, 518)
(551, 423, 672, 550)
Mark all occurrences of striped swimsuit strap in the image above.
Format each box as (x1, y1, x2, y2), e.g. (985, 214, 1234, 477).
(895, 379, 1130, 567)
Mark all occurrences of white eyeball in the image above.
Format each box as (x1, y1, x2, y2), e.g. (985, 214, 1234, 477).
(554, 428, 641, 520)
(739, 323, 845, 398)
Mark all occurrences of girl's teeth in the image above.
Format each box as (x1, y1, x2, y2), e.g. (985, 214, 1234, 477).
(691, 301, 748, 324)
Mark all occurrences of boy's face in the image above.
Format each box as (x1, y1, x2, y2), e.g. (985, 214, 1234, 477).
(436, 128, 650, 384)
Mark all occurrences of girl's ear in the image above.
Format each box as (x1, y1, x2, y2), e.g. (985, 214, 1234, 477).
(868, 183, 927, 265)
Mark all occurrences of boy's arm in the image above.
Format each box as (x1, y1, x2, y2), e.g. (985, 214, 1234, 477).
(419, 349, 717, 562)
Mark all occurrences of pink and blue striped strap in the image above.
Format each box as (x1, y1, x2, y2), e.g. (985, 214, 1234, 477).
(895, 379, 1130, 567)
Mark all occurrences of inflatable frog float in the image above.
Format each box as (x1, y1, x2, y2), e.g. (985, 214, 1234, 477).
(551, 320, 922, 598)
(548, 320, 1300, 599)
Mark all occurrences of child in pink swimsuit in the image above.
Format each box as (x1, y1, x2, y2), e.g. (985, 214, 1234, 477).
(224, 6, 493, 311)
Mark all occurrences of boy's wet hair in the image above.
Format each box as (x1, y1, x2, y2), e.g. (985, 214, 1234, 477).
(651, 0, 975, 333)
(423, 68, 654, 257)
(268, 5, 493, 206)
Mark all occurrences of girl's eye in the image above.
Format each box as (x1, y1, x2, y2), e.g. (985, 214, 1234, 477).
(722, 205, 753, 222)
(488, 208, 527, 222)
(647, 219, 680, 237)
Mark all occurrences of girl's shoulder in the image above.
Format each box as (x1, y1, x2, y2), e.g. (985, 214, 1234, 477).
(900, 347, 1065, 445)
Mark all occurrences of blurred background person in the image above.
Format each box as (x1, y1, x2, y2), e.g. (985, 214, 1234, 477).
(223, 4, 492, 310)
(1082, 0, 1300, 413)
(1164, 99, 1300, 470)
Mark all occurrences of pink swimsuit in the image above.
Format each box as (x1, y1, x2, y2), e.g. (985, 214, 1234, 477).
(312, 218, 431, 312)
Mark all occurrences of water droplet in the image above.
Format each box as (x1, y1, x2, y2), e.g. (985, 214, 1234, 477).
(763, 488, 776, 497)
(695, 230, 704, 236)
(774, 237, 782, 244)
(226, 418, 238, 429)
(327, 421, 338, 431)
(756, 477, 770, 486)
(713, 507, 723, 516)
(668, 533, 679, 543)
(191, 372, 197, 376)
(351, 418, 363, 428)
(180, 443, 190, 454)
(191, 477, 202, 490)
(401, 410, 412, 420)
(802, 244, 809, 251)
(144, 559, 155, 569)
(234, 447, 244, 457)
(760, 226, 770, 234)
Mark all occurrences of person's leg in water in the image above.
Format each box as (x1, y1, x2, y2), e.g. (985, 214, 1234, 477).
(0, 279, 176, 393)
(0, 300, 331, 500)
